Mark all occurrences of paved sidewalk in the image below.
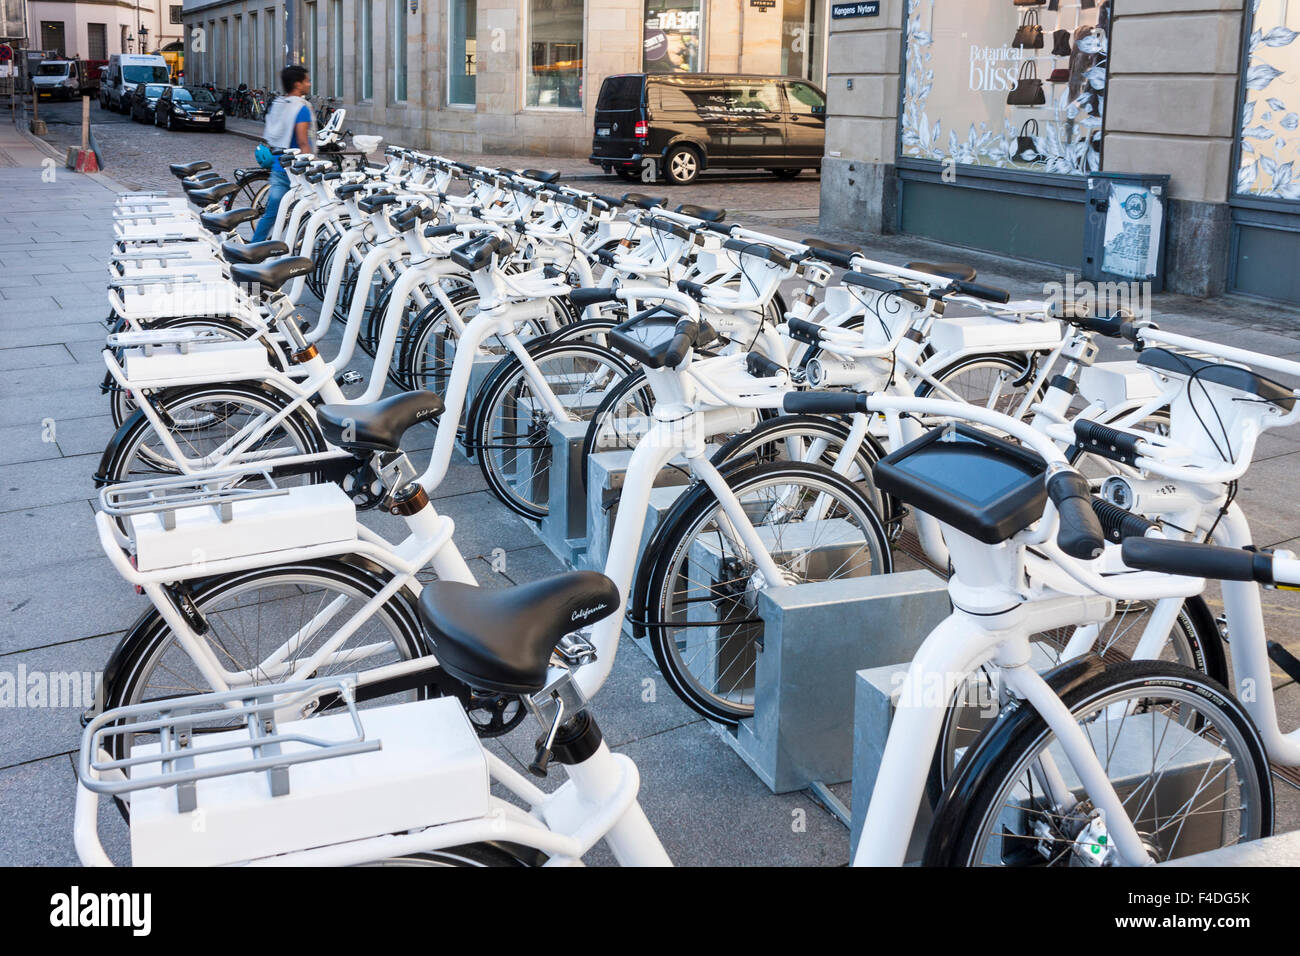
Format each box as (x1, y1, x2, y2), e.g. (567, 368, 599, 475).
(3, 112, 1300, 865)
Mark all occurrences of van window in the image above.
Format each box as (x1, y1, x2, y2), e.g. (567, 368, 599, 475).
(36, 63, 70, 77)
(723, 80, 782, 114)
(597, 75, 644, 111)
(123, 65, 170, 84)
(786, 82, 825, 115)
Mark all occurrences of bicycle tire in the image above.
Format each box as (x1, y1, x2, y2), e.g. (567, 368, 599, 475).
(924, 659, 1273, 866)
(637, 459, 893, 724)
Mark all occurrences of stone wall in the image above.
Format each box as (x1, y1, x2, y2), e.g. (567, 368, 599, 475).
(817, 0, 901, 234)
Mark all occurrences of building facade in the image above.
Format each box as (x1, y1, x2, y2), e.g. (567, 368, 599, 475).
(25, 0, 183, 62)
(820, 0, 1300, 304)
(181, 0, 829, 156)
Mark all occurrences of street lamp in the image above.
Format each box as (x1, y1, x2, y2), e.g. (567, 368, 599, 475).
(138, 26, 149, 53)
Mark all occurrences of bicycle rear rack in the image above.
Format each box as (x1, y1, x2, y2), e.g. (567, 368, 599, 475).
(100, 465, 292, 530)
(79, 677, 379, 813)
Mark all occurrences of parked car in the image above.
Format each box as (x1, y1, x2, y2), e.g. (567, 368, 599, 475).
(155, 86, 225, 132)
(129, 82, 171, 123)
(103, 53, 170, 113)
(31, 60, 86, 101)
(590, 72, 826, 185)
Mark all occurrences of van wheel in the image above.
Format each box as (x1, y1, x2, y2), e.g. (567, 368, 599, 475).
(663, 146, 701, 185)
(771, 168, 801, 180)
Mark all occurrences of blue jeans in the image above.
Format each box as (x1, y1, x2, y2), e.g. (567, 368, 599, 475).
(251, 165, 290, 243)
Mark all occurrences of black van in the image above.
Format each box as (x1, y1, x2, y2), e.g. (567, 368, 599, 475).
(590, 73, 826, 185)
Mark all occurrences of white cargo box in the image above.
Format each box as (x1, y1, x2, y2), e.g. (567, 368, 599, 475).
(129, 697, 491, 866)
(129, 482, 357, 572)
(1078, 360, 1163, 412)
(929, 314, 1063, 354)
(122, 337, 273, 384)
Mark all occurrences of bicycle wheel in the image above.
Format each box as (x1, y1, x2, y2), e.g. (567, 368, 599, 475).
(928, 595, 1227, 802)
(925, 660, 1272, 866)
(580, 367, 653, 480)
(474, 341, 634, 520)
(398, 286, 486, 402)
(708, 413, 889, 522)
(639, 460, 893, 724)
(97, 382, 325, 484)
(365, 844, 537, 866)
(919, 353, 1038, 421)
(101, 560, 430, 768)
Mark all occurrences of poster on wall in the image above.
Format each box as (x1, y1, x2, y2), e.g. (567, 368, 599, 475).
(643, 0, 702, 73)
(1101, 182, 1163, 280)
(1236, 0, 1300, 200)
(900, 0, 1111, 176)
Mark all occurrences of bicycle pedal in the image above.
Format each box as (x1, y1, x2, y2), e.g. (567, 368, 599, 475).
(1267, 641, 1300, 684)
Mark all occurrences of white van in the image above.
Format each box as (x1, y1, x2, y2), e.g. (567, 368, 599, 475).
(32, 60, 86, 100)
(104, 53, 170, 113)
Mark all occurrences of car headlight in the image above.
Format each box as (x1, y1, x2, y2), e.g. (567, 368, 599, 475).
(173, 105, 186, 115)
(215, 110, 224, 117)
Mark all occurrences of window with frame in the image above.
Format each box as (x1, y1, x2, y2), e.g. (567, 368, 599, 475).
(331, 0, 343, 97)
(393, 0, 408, 101)
(87, 23, 107, 61)
(899, 0, 1111, 176)
(642, 0, 701, 73)
(360, 0, 373, 99)
(306, 3, 318, 85)
(250, 13, 259, 89)
(525, 0, 583, 109)
(1237, 0, 1300, 200)
(40, 21, 65, 56)
(266, 8, 276, 89)
(449, 0, 477, 106)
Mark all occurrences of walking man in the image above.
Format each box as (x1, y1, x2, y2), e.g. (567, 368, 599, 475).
(252, 65, 314, 243)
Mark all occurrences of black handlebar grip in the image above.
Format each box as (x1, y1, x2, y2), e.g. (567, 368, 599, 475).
(950, 279, 1011, 304)
(677, 279, 707, 301)
(569, 287, 621, 309)
(844, 271, 909, 296)
(1046, 471, 1106, 560)
(786, 317, 824, 346)
(746, 353, 784, 378)
(800, 240, 858, 270)
(662, 321, 699, 369)
(1073, 419, 1143, 467)
(1091, 498, 1156, 545)
(703, 220, 735, 236)
(781, 391, 867, 416)
(1121, 537, 1269, 583)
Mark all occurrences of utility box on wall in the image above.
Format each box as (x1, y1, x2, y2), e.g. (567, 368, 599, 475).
(1083, 172, 1171, 294)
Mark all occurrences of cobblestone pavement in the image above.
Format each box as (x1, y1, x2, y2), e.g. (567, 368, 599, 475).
(35, 100, 823, 217)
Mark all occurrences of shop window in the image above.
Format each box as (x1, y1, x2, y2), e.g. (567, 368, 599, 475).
(781, 0, 822, 84)
(449, 0, 477, 105)
(525, 0, 583, 109)
(643, 0, 701, 73)
(360, 0, 373, 99)
(331, 0, 342, 97)
(1237, 0, 1300, 200)
(899, 0, 1111, 176)
(393, 0, 408, 101)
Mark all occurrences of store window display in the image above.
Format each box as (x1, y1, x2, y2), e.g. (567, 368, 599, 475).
(900, 0, 1111, 175)
(1237, 0, 1300, 200)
